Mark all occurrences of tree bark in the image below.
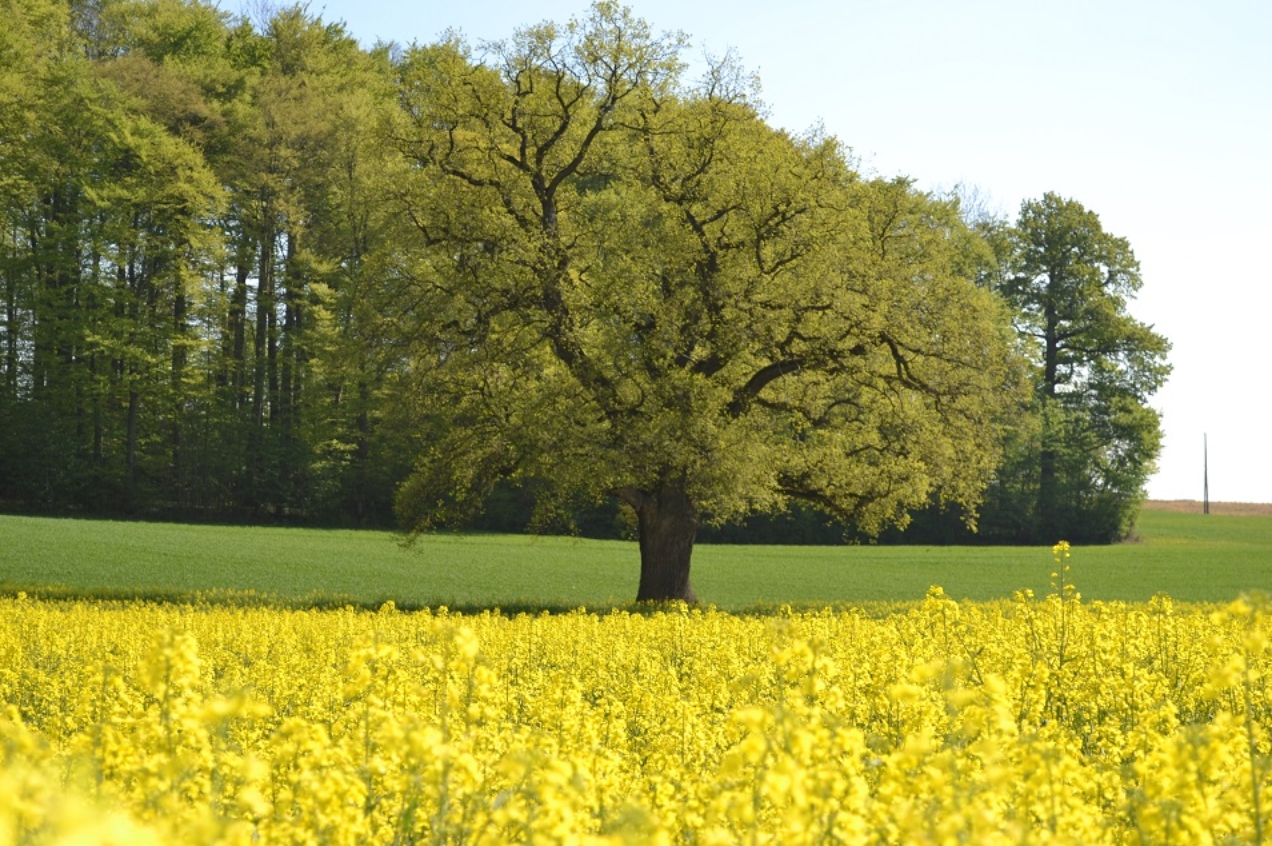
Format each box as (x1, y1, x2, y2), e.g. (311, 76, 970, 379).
(171, 290, 187, 505)
(632, 482, 699, 603)
(280, 229, 299, 435)
(227, 247, 251, 408)
(1038, 283, 1060, 538)
(3, 257, 16, 396)
(252, 228, 272, 428)
(125, 387, 139, 503)
(1038, 430, 1058, 539)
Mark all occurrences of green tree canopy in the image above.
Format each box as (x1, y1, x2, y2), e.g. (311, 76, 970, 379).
(0, 0, 409, 521)
(387, 3, 1024, 601)
(980, 192, 1171, 543)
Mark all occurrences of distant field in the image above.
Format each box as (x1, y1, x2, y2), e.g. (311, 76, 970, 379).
(1142, 499, 1272, 516)
(1, 507, 1269, 609)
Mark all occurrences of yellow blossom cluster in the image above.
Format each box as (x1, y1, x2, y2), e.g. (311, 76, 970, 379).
(0, 580, 1269, 844)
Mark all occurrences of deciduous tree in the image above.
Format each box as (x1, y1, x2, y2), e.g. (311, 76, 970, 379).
(389, 3, 1023, 601)
(987, 192, 1170, 542)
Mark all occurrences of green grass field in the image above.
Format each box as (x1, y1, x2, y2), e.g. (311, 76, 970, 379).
(1, 510, 1269, 610)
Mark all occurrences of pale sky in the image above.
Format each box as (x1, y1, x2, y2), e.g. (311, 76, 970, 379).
(306, 0, 1272, 503)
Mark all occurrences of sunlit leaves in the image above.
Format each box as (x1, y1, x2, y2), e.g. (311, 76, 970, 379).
(390, 6, 1023, 562)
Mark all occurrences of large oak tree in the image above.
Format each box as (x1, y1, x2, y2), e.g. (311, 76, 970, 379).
(387, 3, 1024, 601)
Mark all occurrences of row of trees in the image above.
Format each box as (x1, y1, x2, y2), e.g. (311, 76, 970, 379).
(1, 0, 1169, 597)
(2, 0, 413, 521)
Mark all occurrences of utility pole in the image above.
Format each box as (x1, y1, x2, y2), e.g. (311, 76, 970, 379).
(1203, 433, 1209, 515)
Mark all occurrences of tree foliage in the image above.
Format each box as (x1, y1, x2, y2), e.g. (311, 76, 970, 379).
(0, 0, 408, 521)
(387, 4, 1023, 600)
(1, 0, 1167, 600)
(975, 193, 1171, 543)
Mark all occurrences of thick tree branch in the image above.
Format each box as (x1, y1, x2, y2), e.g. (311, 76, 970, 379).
(728, 358, 804, 417)
(610, 486, 648, 509)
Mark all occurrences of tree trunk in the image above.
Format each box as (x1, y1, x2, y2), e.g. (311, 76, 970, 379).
(3, 255, 17, 396)
(1038, 294, 1060, 539)
(171, 291, 187, 504)
(632, 482, 699, 603)
(228, 247, 251, 408)
(1038, 429, 1058, 540)
(280, 229, 298, 434)
(125, 387, 140, 504)
(253, 227, 273, 428)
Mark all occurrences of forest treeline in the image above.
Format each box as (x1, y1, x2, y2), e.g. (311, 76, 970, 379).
(0, 0, 1169, 546)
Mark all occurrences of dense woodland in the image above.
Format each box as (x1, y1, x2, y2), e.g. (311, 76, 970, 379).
(0, 0, 1169, 562)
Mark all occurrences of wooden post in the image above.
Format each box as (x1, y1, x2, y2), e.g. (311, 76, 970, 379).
(1203, 433, 1209, 515)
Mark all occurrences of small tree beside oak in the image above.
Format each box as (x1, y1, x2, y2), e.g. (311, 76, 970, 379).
(997, 193, 1171, 543)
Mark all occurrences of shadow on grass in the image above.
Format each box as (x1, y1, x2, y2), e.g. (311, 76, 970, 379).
(0, 582, 583, 615)
(0, 582, 915, 618)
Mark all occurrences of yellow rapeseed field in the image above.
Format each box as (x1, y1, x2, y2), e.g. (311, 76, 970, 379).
(1, 545, 1269, 844)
